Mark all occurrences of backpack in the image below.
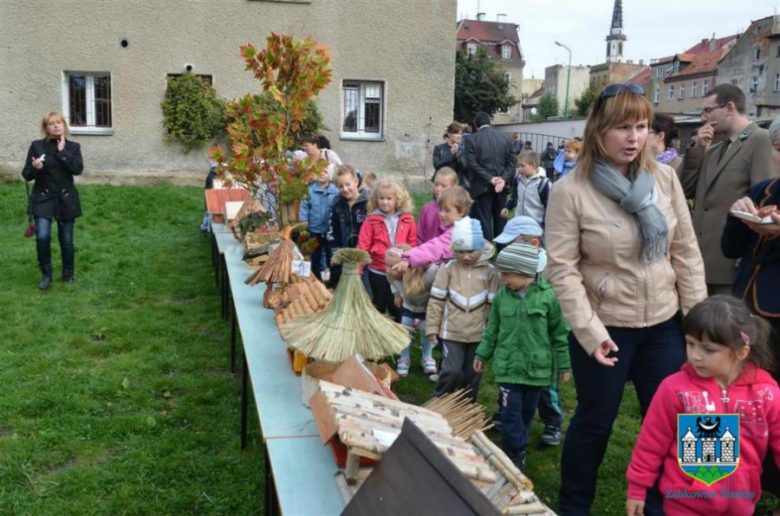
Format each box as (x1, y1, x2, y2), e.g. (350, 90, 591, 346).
(537, 177, 550, 208)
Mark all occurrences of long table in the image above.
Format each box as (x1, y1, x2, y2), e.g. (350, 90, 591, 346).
(210, 223, 344, 516)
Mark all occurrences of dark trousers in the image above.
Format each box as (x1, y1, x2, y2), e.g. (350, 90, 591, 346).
(367, 270, 400, 321)
(36, 217, 75, 269)
(470, 189, 507, 241)
(433, 340, 482, 401)
(539, 380, 563, 429)
(559, 314, 685, 516)
(500, 383, 542, 460)
(545, 166, 555, 181)
(309, 233, 331, 281)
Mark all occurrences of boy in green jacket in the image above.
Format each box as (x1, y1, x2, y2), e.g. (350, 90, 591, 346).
(473, 243, 571, 471)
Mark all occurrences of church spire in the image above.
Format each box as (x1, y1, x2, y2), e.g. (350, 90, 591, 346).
(611, 0, 623, 29)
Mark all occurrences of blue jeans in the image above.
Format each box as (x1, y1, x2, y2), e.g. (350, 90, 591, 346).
(309, 233, 331, 281)
(500, 383, 542, 460)
(36, 217, 75, 269)
(399, 318, 434, 362)
(559, 313, 685, 516)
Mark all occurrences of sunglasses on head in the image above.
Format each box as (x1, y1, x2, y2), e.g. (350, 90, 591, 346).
(595, 83, 646, 112)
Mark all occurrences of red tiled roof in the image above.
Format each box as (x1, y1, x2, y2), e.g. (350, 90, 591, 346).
(668, 48, 728, 79)
(626, 66, 652, 87)
(676, 53, 694, 63)
(456, 19, 520, 43)
(684, 34, 739, 54)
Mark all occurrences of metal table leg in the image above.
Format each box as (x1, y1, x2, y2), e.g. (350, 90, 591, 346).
(241, 352, 249, 450)
(264, 442, 278, 516)
(231, 301, 237, 374)
(221, 256, 228, 321)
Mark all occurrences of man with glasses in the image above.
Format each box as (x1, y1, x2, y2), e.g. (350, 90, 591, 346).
(679, 84, 775, 296)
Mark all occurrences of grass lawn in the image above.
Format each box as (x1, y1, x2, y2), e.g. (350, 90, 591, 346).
(2, 184, 771, 515)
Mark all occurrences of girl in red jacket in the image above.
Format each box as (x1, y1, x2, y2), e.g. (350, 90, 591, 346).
(626, 295, 780, 516)
(357, 178, 417, 319)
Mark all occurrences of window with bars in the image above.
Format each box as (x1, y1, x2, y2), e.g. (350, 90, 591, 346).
(341, 81, 384, 140)
(63, 72, 112, 133)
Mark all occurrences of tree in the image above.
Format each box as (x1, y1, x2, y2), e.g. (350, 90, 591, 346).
(531, 93, 559, 121)
(574, 78, 609, 117)
(161, 73, 226, 153)
(210, 33, 332, 223)
(454, 48, 517, 124)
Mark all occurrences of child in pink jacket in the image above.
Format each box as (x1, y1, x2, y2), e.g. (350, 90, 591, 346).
(626, 295, 780, 516)
(418, 167, 459, 244)
(391, 186, 472, 275)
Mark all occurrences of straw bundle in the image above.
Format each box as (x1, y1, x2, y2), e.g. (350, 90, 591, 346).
(283, 249, 410, 362)
(424, 389, 492, 439)
(245, 223, 304, 287)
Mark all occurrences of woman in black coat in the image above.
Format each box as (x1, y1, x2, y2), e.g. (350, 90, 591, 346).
(432, 122, 469, 188)
(22, 112, 84, 290)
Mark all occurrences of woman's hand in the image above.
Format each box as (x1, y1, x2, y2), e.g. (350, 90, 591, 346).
(31, 156, 44, 170)
(500, 208, 509, 219)
(592, 339, 619, 367)
(626, 498, 644, 516)
(451, 143, 459, 155)
(56, 134, 65, 152)
(391, 260, 410, 274)
(744, 212, 780, 238)
(730, 196, 758, 216)
(394, 295, 403, 309)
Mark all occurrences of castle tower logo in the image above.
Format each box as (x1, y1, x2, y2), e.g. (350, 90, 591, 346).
(677, 414, 740, 486)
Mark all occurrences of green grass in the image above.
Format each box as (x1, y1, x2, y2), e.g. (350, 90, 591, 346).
(0, 182, 263, 515)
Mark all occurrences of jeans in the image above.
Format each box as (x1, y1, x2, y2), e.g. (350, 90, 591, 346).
(433, 339, 482, 402)
(500, 383, 542, 460)
(309, 233, 332, 281)
(399, 317, 434, 362)
(36, 217, 75, 269)
(559, 314, 685, 516)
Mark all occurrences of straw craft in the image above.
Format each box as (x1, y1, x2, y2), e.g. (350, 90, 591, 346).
(275, 280, 333, 328)
(230, 197, 265, 240)
(245, 223, 305, 287)
(283, 249, 410, 362)
(424, 389, 492, 439)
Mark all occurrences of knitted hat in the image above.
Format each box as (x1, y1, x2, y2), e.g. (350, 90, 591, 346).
(494, 216, 543, 244)
(496, 243, 547, 276)
(451, 217, 484, 251)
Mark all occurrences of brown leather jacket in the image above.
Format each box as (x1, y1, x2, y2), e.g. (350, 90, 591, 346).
(545, 163, 707, 355)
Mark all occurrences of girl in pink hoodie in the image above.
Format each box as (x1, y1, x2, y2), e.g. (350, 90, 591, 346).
(626, 295, 780, 516)
(417, 167, 459, 244)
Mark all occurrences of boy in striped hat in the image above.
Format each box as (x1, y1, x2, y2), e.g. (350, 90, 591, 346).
(474, 243, 571, 471)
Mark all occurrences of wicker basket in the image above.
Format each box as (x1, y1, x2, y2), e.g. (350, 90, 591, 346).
(301, 361, 391, 407)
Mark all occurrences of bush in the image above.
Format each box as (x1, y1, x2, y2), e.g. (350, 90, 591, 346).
(161, 74, 226, 153)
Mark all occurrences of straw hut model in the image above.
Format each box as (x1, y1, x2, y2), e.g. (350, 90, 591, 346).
(230, 197, 265, 241)
(283, 249, 409, 362)
(246, 223, 305, 307)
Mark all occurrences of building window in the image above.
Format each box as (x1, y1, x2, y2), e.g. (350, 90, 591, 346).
(668, 85, 674, 100)
(653, 86, 660, 104)
(655, 67, 663, 78)
(691, 81, 697, 98)
(341, 80, 384, 140)
(502, 45, 512, 59)
(679, 84, 685, 99)
(467, 43, 477, 56)
(755, 25, 762, 36)
(732, 79, 739, 86)
(63, 72, 112, 134)
(665, 65, 674, 75)
(776, 46, 780, 58)
(774, 74, 780, 92)
(755, 47, 762, 60)
(703, 79, 709, 95)
(751, 76, 759, 92)
(673, 61, 680, 73)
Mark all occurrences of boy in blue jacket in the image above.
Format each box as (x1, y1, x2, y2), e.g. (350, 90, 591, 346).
(299, 166, 339, 281)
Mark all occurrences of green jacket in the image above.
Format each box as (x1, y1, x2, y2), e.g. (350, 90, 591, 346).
(475, 278, 571, 387)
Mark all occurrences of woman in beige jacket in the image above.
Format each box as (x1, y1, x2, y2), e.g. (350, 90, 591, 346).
(545, 84, 707, 515)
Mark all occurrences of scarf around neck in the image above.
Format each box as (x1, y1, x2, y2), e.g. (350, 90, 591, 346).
(590, 160, 668, 262)
(655, 148, 679, 165)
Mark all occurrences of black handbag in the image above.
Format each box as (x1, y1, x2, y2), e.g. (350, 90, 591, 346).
(23, 180, 35, 238)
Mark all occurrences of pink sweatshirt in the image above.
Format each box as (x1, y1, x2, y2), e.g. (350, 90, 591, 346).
(627, 363, 780, 515)
(417, 200, 446, 244)
(402, 224, 453, 268)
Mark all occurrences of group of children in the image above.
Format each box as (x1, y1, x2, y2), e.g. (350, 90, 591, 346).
(297, 143, 780, 513)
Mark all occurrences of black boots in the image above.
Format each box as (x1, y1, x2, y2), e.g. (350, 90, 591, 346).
(38, 264, 53, 290)
(62, 268, 74, 284)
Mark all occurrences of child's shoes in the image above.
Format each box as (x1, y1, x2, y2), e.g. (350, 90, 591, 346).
(397, 358, 411, 377)
(422, 357, 437, 375)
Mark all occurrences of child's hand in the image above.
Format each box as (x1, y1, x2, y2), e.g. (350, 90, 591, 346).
(500, 208, 509, 219)
(413, 319, 421, 331)
(559, 372, 571, 384)
(394, 295, 403, 309)
(626, 498, 644, 516)
(429, 334, 438, 345)
(473, 359, 483, 373)
(391, 260, 410, 274)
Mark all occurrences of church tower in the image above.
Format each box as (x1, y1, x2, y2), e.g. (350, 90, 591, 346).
(605, 0, 626, 63)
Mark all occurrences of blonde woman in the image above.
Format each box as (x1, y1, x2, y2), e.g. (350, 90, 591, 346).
(545, 84, 706, 514)
(357, 179, 417, 319)
(21, 112, 84, 290)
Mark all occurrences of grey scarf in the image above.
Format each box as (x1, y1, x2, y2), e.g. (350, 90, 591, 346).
(591, 160, 668, 262)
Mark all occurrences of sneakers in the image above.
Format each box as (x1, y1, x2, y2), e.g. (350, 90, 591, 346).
(510, 452, 527, 472)
(489, 412, 502, 431)
(396, 358, 410, 377)
(541, 425, 563, 446)
(422, 357, 437, 375)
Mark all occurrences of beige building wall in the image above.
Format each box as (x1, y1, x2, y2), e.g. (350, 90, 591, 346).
(493, 60, 525, 125)
(0, 0, 456, 183)
(656, 76, 715, 114)
(544, 65, 590, 116)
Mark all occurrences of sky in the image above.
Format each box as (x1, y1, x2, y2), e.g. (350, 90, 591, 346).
(457, 0, 780, 79)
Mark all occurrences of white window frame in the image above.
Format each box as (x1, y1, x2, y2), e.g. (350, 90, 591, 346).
(502, 45, 512, 59)
(668, 85, 674, 100)
(653, 86, 660, 104)
(673, 61, 680, 73)
(62, 71, 113, 135)
(467, 43, 477, 56)
(751, 76, 759, 92)
(340, 80, 386, 141)
(691, 81, 697, 98)
(655, 67, 663, 78)
(679, 84, 685, 99)
(703, 79, 709, 95)
(775, 74, 780, 92)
